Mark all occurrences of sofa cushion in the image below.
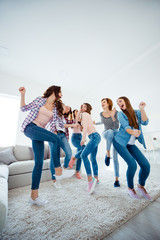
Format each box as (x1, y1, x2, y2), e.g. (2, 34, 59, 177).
(0, 147, 17, 165)
(30, 144, 49, 160)
(9, 159, 48, 176)
(13, 145, 33, 161)
(0, 165, 9, 180)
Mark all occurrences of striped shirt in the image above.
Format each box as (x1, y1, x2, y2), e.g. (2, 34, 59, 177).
(64, 117, 74, 140)
(21, 96, 62, 132)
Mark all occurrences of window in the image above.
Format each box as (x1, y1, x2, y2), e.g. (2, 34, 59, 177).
(0, 94, 20, 146)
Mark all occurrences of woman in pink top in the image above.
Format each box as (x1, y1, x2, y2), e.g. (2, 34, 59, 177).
(77, 103, 101, 194)
(19, 85, 75, 205)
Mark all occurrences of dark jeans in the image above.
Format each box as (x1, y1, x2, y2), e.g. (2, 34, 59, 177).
(81, 132, 101, 177)
(24, 122, 61, 190)
(71, 133, 82, 172)
(113, 139, 150, 189)
(49, 131, 72, 169)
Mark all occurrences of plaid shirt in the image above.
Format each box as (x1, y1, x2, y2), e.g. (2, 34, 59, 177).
(21, 96, 59, 132)
(64, 117, 74, 140)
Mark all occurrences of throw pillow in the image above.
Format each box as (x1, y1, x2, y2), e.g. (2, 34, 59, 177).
(0, 147, 17, 165)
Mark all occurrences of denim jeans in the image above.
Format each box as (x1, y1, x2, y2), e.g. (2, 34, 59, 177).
(113, 139, 150, 189)
(49, 131, 72, 169)
(102, 129, 119, 177)
(24, 122, 61, 190)
(71, 133, 82, 172)
(81, 132, 101, 177)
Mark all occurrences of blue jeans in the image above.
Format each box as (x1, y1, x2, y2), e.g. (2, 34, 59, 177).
(103, 129, 119, 177)
(49, 131, 72, 169)
(24, 122, 61, 190)
(113, 139, 150, 189)
(71, 133, 82, 172)
(81, 132, 101, 177)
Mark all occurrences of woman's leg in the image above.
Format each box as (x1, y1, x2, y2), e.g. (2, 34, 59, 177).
(113, 139, 137, 189)
(48, 142, 56, 181)
(59, 133, 72, 168)
(112, 145, 119, 179)
(71, 134, 82, 172)
(90, 146, 98, 179)
(31, 140, 44, 199)
(127, 144, 150, 186)
(24, 123, 61, 200)
(81, 133, 100, 181)
(103, 129, 114, 157)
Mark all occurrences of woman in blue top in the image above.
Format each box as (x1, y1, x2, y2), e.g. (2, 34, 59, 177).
(113, 96, 151, 200)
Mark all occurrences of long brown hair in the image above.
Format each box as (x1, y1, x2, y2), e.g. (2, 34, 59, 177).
(101, 98, 113, 111)
(64, 106, 73, 120)
(117, 96, 138, 129)
(43, 85, 63, 117)
(73, 109, 78, 120)
(83, 103, 92, 114)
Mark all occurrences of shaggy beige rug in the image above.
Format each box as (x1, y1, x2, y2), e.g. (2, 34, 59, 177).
(1, 159, 160, 240)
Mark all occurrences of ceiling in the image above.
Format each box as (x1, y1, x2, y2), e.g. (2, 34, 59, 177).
(0, 0, 160, 97)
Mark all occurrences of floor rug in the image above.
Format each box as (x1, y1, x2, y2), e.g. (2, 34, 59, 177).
(1, 160, 160, 240)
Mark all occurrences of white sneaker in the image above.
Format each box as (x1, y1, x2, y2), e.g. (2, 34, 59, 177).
(55, 167, 75, 180)
(53, 181, 62, 189)
(62, 167, 75, 179)
(55, 174, 63, 181)
(29, 197, 48, 206)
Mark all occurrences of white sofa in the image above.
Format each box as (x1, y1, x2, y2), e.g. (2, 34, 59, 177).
(0, 144, 76, 233)
(0, 144, 68, 190)
(0, 165, 9, 233)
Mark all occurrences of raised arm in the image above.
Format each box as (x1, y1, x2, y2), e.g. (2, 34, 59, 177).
(81, 112, 89, 144)
(139, 102, 148, 123)
(19, 87, 26, 108)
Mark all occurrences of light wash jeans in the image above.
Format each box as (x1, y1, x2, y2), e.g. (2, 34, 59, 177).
(103, 129, 119, 177)
(49, 131, 72, 169)
(71, 133, 82, 172)
(24, 122, 61, 189)
(113, 139, 150, 189)
(81, 132, 101, 177)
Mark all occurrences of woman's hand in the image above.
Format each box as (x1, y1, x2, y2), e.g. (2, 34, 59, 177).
(133, 129, 141, 137)
(74, 123, 80, 129)
(80, 140, 85, 146)
(139, 102, 146, 110)
(19, 87, 26, 95)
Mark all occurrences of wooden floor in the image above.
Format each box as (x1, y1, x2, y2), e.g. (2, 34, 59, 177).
(103, 197, 160, 240)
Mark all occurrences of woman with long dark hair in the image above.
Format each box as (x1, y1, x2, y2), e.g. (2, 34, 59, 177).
(19, 85, 73, 205)
(113, 96, 151, 200)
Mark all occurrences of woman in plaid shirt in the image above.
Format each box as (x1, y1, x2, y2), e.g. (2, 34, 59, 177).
(19, 85, 75, 205)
